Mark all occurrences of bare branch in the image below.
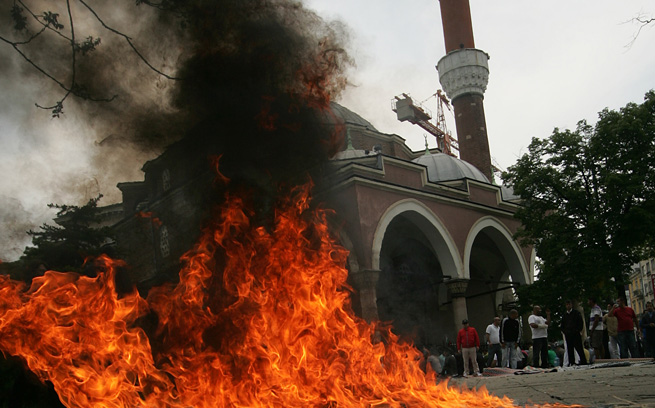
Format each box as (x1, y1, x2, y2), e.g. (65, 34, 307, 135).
(624, 12, 655, 49)
(2, 0, 173, 116)
(78, 0, 180, 80)
(17, 0, 73, 43)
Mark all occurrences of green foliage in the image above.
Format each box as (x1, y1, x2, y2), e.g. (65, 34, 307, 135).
(503, 91, 655, 306)
(18, 195, 115, 278)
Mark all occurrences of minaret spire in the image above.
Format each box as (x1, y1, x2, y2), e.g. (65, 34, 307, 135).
(437, 0, 493, 182)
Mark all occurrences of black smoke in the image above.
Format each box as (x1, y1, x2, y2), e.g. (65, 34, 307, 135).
(0, 0, 352, 258)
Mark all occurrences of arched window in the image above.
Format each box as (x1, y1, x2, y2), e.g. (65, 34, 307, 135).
(160, 225, 170, 258)
(162, 169, 171, 191)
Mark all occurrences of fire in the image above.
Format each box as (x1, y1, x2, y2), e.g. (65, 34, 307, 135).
(1, 183, 570, 407)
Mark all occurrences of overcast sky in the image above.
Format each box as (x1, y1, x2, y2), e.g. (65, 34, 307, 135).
(305, 0, 655, 171)
(1, 0, 654, 261)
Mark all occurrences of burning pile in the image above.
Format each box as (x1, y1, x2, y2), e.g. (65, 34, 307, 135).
(1, 1, 576, 406)
(2, 181, 572, 407)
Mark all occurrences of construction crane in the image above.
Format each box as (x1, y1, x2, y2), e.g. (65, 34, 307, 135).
(391, 90, 459, 157)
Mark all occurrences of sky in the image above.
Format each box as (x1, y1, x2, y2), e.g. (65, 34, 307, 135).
(304, 0, 655, 170)
(1, 0, 654, 261)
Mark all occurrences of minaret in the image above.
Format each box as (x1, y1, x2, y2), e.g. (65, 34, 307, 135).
(436, 0, 493, 181)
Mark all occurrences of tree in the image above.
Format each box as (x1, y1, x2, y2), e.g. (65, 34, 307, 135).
(1, 0, 179, 117)
(17, 194, 115, 278)
(503, 91, 655, 310)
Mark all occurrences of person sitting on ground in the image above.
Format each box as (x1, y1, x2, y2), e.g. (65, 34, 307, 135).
(426, 347, 442, 378)
(440, 348, 458, 377)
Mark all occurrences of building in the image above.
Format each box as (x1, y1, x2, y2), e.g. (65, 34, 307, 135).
(104, 0, 534, 347)
(628, 258, 655, 315)
(106, 100, 533, 347)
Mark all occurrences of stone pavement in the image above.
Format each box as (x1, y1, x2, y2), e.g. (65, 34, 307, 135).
(454, 360, 655, 407)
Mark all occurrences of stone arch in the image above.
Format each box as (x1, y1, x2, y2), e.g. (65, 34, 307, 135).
(371, 199, 462, 278)
(461, 217, 530, 328)
(464, 216, 530, 285)
(371, 199, 463, 345)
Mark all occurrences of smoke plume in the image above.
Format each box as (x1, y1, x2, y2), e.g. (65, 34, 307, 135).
(0, 0, 351, 260)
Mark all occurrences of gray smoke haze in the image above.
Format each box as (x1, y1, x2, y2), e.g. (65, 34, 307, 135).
(0, 0, 352, 261)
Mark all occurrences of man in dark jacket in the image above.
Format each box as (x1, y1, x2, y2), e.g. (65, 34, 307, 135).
(640, 301, 655, 358)
(500, 309, 521, 368)
(561, 300, 587, 366)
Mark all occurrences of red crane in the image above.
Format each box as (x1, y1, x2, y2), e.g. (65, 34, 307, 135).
(392, 91, 459, 157)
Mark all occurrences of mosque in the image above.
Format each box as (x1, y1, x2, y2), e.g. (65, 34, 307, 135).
(109, 0, 534, 347)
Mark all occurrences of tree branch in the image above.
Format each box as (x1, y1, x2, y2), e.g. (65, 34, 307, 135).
(78, 0, 180, 80)
(625, 13, 655, 49)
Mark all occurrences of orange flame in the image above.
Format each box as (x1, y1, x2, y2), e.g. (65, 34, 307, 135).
(1, 184, 574, 407)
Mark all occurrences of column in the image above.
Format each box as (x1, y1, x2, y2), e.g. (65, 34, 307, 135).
(350, 269, 381, 322)
(445, 278, 470, 325)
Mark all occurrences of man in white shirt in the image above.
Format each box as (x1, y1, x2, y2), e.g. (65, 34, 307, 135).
(528, 305, 550, 368)
(588, 297, 605, 359)
(485, 316, 502, 367)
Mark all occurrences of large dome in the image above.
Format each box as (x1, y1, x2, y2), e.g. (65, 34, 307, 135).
(412, 152, 489, 183)
(324, 102, 378, 131)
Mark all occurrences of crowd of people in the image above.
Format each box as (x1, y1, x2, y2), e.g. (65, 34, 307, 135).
(418, 297, 655, 379)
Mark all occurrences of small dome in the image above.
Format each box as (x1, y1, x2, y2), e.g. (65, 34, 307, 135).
(500, 184, 520, 201)
(413, 152, 489, 183)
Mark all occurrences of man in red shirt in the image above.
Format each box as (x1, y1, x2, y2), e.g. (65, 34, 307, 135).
(609, 297, 641, 358)
(457, 319, 481, 377)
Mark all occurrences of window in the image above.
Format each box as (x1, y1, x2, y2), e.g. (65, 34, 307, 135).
(160, 225, 170, 258)
(162, 169, 171, 191)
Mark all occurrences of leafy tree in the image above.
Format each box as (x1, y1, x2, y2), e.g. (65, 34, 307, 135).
(503, 91, 655, 312)
(18, 194, 115, 278)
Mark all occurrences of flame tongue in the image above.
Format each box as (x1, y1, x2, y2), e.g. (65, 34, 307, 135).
(1, 184, 559, 407)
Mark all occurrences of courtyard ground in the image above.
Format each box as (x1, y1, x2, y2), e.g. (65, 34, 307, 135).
(455, 359, 655, 407)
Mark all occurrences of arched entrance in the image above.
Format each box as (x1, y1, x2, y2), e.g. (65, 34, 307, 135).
(372, 200, 461, 346)
(463, 217, 530, 329)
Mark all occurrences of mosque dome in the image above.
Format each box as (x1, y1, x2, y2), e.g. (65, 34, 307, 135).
(325, 102, 378, 131)
(413, 152, 489, 183)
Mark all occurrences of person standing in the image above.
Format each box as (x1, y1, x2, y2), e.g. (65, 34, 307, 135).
(500, 309, 521, 369)
(528, 305, 551, 368)
(603, 303, 620, 359)
(485, 316, 502, 368)
(610, 297, 640, 358)
(588, 297, 605, 360)
(561, 300, 588, 366)
(457, 319, 482, 377)
(640, 301, 655, 359)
